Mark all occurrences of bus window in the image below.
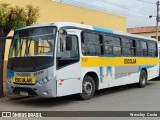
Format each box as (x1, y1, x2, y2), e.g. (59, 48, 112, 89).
(140, 41, 148, 57)
(112, 37, 121, 56)
(104, 35, 113, 56)
(57, 34, 79, 68)
(122, 38, 131, 56)
(82, 32, 102, 56)
(148, 42, 157, 57)
(121, 38, 136, 57)
(129, 39, 136, 56)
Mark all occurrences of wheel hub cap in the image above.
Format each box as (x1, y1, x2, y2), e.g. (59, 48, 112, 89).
(83, 82, 92, 95)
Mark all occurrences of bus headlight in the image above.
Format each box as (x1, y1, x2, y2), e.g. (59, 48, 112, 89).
(39, 80, 43, 85)
(46, 76, 51, 81)
(42, 78, 47, 83)
(39, 76, 51, 85)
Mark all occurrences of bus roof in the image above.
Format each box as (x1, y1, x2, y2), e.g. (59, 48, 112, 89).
(16, 22, 157, 41)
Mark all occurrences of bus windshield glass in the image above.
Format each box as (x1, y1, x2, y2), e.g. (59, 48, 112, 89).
(9, 27, 57, 57)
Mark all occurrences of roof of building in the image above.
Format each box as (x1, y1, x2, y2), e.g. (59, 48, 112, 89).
(127, 26, 160, 34)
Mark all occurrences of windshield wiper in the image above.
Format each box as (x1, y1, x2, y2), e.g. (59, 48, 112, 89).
(24, 38, 38, 71)
(11, 40, 24, 69)
(15, 40, 24, 56)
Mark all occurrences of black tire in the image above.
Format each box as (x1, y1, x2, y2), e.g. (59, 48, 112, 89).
(78, 76, 95, 100)
(137, 70, 147, 88)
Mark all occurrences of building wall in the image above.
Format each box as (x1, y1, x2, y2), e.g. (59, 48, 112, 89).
(134, 32, 156, 38)
(131, 32, 160, 44)
(1, 0, 126, 80)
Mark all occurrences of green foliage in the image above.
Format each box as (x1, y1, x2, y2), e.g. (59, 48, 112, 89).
(0, 3, 39, 37)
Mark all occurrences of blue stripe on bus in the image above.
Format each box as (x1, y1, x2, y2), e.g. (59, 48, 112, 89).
(7, 69, 14, 78)
(106, 66, 112, 77)
(93, 26, 113, 34)
(99, 66, 103, 83)
(138, 65, 155, 72)
(16, 27, 24, 31)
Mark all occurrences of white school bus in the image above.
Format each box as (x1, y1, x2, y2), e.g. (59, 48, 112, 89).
(6, 22, 159, 100)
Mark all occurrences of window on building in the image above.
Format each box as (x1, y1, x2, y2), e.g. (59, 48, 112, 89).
(151, 36, 160, 41)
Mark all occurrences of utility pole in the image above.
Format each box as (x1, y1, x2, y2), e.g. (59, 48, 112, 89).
(0, 37, 6, 97)
(0, 36, 12, 97)
(156, 0, 160, 40)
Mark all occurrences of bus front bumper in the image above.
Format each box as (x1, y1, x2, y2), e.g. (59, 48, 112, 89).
(6, 78, 57, 98)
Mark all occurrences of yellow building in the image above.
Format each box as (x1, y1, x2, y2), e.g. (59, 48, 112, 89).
(127, 26, 159, 42)
(1, 0, 126, 80)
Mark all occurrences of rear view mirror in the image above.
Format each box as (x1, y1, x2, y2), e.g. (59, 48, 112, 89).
(66, 36, 72, 51)
(59, 29, 67, 35)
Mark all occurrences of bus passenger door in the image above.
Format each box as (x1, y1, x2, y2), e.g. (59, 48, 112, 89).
(56, 33, 81, 96)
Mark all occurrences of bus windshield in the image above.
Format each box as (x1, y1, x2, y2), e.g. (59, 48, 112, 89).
(9, 27, 57, 57)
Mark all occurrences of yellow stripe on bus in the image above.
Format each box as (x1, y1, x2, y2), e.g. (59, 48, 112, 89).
(81, 57, 158, 67)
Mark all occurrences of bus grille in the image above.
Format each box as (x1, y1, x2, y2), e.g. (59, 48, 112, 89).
(13, 87, 38, 96)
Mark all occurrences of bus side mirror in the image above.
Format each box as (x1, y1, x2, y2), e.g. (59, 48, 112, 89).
(66, 36, 72, 51)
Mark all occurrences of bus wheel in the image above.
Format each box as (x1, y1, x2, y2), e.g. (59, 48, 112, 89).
(79, 76, 95, 100)
(138, 70, 147, 88)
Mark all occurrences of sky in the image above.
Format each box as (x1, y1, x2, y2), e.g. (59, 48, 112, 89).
(56, 0, 158, 28)
(90, 0, 157, 28)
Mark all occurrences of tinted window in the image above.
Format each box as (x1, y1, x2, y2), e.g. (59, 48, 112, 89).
(112, 37, 121, 56)
(130, 40, 136, 56)
(104, 36, 113, 56)
(57, 35, 79, 59)
(136, 40, 148, 57)
(82, 32, 102, 56)
(136, 41, 143, 56)
(56, 34, 79, 69)
(103, 36, 121, 56)
(140, 41, 148, 57)
(122, 38, 136, 56)
(148, 42, 157, 57)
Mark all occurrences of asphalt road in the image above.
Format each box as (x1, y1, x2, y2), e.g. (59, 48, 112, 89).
(0, 79, 160, 119)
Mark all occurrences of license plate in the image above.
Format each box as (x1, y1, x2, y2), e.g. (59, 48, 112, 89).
(20, 91, 28, 96)
(12, 76, 35, 85)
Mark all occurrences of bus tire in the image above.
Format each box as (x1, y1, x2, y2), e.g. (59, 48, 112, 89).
(78, 76, 95, 100)
(137, 70, 147, 88)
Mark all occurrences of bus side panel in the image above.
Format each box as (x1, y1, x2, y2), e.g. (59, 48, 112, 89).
(81, 67, 122, 90)
(103, 66, 122, 88)
(56, 62, 81, 97)
(56, 79, 81, 97)
(147, 65, 159, 80)
(83, 65, 159, 90)
(114, 66, 139, 85)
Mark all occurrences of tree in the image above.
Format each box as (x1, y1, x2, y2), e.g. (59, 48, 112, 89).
(0, 3, 39, 97)
(0, 3, 39, 38)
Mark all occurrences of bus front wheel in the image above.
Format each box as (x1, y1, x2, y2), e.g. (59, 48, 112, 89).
(138, 70, 147, 88)
(79, 76, 95, 100)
